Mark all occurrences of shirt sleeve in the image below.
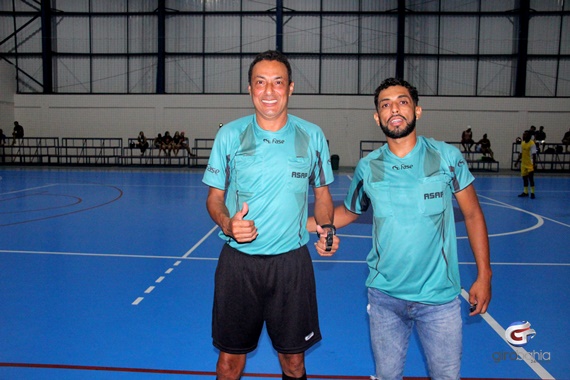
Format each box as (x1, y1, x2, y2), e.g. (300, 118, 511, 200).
(343, 158, 370, 214)
(448, 144, 475, 192)
(202, 129, 231, 190)
(310, 130, 334, 188)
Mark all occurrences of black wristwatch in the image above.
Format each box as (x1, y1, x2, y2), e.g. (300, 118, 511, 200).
(320, 224, 336, 235)
(319, 224, 336, 252)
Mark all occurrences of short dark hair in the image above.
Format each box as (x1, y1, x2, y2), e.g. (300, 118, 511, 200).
(374, 78, 419, 110)
(248, 50, 292, 85)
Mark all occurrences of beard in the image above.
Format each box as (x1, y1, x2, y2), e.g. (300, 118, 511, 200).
(380, 115, 417, 139)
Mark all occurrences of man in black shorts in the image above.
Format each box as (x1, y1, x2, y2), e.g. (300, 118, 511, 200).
(202, 50, 337, 379)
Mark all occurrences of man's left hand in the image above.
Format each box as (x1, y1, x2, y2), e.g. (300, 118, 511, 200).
(314, 225, 339, 257)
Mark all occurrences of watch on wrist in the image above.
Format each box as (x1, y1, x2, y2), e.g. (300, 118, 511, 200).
(320, 224, 336, 235)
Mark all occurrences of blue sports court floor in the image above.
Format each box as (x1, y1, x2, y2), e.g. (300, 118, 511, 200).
(0, 167, 568, 380)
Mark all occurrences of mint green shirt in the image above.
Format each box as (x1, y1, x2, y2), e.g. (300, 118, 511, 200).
(345, 136, 474, 304)
(203, 114, 334, 255)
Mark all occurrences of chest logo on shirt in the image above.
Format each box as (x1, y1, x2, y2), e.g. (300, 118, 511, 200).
(392, 164, 413, 171)
(262, 138, 285, 144)
(424, 191, 443, 200)
(291, 171, 308, 178)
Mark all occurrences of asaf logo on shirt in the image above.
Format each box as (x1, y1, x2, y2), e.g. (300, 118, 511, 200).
(291, 171, 308, 179)
(424, 191, 443, 200)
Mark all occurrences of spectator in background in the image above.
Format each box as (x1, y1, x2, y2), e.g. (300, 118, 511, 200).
(535, 126, 546, 152)
(172, 131, 182, 156)
(527, 125, 537, 141)
(562, 128, 570, 152)
(11, 121, 24, 145)
(0, 129, 6, 146)
(461, 126, 475, 152)
(179, 132, 196, 157)
(515, 130, 537, 199)
(154, 133, 163, 151)
(161, 131, 173, 156)
(135, 131, 149, 155)
(476, 133, 495, 161)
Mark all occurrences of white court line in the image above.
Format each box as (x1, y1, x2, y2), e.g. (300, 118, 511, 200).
(131, 297, 143, 306)
(479, 194, 570, 229)
(0, 250, 220, 260)
(460, 289, 555, 380)
(144, 286, 154, 294)
(0, 184, 57, 195)
(3, 250, 568, 267)
(181, 225, 219, 258)
(130, 225, 219, 306)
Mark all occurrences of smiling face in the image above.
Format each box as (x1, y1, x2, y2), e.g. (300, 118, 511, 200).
(248, 59, 294, 131)
(374, 85, 422, 140)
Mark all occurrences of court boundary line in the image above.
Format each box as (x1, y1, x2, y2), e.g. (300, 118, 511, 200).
(1, 361, 535, 379)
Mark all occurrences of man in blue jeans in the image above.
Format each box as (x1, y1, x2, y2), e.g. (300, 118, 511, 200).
(309, 78, 492, 379)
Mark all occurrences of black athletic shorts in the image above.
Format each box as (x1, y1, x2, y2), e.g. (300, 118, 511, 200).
(212, 244, 322, 355)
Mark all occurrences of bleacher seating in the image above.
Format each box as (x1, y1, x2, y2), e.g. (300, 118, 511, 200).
(190, 138, 214, 167)
(0, 137, 60, 165)
(447, 142, 499, 172)
(510, 142, 569, 172)
(359, 140, 386, 158)
(60, 138, 123, 165)
(123, 138, 191, 167)
(0, 136, 213, 168)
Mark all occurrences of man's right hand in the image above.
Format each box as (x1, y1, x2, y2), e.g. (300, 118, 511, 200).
(229, 202, 258, 243)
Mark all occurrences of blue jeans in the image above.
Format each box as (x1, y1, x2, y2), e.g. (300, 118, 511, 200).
(367, 288, 462, 380)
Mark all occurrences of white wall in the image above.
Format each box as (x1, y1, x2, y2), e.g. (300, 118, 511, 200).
(0, 60, 16, 136)
(14, 93, 570, 168)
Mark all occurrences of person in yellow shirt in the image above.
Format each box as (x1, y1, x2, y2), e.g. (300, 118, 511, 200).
(515, 130, 537, 199)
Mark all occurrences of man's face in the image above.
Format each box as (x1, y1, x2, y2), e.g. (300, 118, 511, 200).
(248, 60, 294, 126)
(374, 85, 421, 139)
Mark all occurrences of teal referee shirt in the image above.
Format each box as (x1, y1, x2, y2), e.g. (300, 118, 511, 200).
(345, 136, 474, 305)
(203, 114, 334, 255)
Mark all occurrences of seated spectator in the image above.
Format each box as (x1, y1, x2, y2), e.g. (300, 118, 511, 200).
(161, 131, 173, 156)
(12, 121, 24, 146)
(0, 128, 6, 146)
(461, 126, 475, 152)
(179, 131, 196, 157)
(172, 131, 182, 156)
(135, 131, 149, 155)
(476, 133, 495, 161)
(154, 133, 164, 154)
(563, 128, 570, 152)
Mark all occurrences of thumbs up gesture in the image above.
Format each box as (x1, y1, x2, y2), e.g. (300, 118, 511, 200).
(229, 202, 258, 243)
